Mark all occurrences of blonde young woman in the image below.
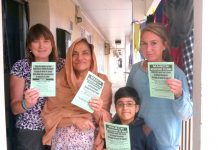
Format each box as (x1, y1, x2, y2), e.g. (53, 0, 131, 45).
(126, 23, 193, 150)
(41, 38, 112, 150)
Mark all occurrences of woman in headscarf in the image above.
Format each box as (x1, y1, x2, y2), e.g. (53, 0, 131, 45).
(41, 38, 112, 150)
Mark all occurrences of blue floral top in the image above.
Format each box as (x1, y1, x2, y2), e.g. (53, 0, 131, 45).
(10, 58, 65, 130)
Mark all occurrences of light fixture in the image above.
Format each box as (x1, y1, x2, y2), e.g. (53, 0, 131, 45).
(115, 39, 121, 45)
(75, 5, 82, 24)
(76, 16, 82, 23)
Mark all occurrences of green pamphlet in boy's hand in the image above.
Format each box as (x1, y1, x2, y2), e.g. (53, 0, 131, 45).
(104, 122, 131, 150)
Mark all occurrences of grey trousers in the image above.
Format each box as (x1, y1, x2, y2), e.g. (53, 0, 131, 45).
(16, 129, 50, 150)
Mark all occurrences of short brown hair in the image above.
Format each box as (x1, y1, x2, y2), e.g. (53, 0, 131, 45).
(26, 23, 58, 62)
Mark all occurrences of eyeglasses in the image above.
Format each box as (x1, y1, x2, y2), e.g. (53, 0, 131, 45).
(116, 102, 136, 108)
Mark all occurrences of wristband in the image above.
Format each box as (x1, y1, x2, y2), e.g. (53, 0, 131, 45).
(21, 99, 30, 111)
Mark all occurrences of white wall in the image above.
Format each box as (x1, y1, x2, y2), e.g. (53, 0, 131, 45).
(48, 0, 76, 41)
(28, 0, 109, 75)
(193, 0, 202, 149)
(0, 1, 7, 149)
(28, 0, 50, 27)
(193, 0, 218, 149)
(200, 0, 218, 149)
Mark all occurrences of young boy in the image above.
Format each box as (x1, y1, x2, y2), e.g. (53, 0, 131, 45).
(113, 86, 158, 150)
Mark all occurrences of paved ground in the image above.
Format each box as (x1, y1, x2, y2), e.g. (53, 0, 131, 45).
(109, 69, 126, 116)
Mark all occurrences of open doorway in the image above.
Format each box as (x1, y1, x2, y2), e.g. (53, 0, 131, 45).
(2, 0, 29, 149)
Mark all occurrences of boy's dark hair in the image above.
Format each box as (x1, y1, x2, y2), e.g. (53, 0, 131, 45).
(114, 86, 140, 105)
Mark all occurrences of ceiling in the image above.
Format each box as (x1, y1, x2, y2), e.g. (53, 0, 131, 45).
(76, 0, 132, 49)
(76, 0, 157, 49)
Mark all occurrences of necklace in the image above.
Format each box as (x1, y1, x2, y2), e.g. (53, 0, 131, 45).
(143, 60, 148, 70)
